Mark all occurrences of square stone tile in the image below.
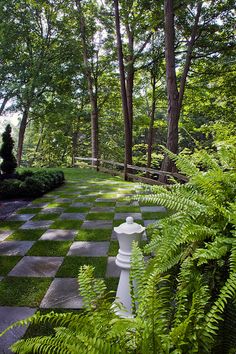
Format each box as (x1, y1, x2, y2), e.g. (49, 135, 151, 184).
(0, 307, 36, 354)
(96, 198, 117, 203)
(140, 206, 166, 213)
(0, 241, 34, 256)
(40, 278, 83, 309)
(90, 206, 115, 213)
(55, 198, 74, 203)
(71, 202, 92, 208)
(144, 220, 157, 227)
(40, 229, 77, 241)
(27, 203, 49, 208)
(7, 214, 35, 221)
(116, 201, 139, 207)
(59, 213, 86, 220)
(81, 220, 113, 229)
(0, 230, 13, 241)
(40, 207, 65, 214)
(114, 213, 142, 220)
(9, 256, 64, 277)
(105, 257, 120, 277)
(20, 220, 54, 229)
(0, 276, 4, 281)
(68, 241, 109, 256)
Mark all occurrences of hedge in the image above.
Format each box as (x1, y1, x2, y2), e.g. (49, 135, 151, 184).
(0, 170, 64, 199)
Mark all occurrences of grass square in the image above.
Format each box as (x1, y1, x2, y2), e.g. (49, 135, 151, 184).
(108, 241, 119, 256)
(105, 278, 119, 293)
(6, 229, 44, 241)
(142, 212, 168, 220)
(50, 220, 83, 229)
(65, 207, 90, 213)
(0, 256, 22, 276)
(0, 221, 24, 231)
(32, 198, 54, 204)
(32, 214, 60, 221)
(75, 229, 111, 241)
(0, 277, 52, 306)
(56, 256, 107, 278)
(86, 212, 114, 221)
(27, 241, 72, 256)
(46, 203, 71, 208)
(17, 208, 42, 214)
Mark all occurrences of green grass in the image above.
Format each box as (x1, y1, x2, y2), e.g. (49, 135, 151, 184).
(32, 213, 60, 221)
(0, 256, 22, 276)
(0, 277, 52, 306)
(50, 220, 83, 229)
(74, 197, 96, 202)
(75, 229, 111, 241)
(6, 229, 45, 241)
(115, 206, 140, 213)
(27, 241, 72, 256)
(32, 198, 55, 204)
(0, 221, 24, 231)
(142, 212, 168, 220)
(57, 256, 107, 278)
(108, 241, 119, 256)
(46, 202, 71, 208)
(86, 212, 114, 220)
(104, 278, 119, 293)
(17, 208, 42, 214)
(65, 207, 90, 213)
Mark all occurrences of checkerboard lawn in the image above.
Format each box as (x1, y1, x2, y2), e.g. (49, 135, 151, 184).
(0, 168, 167, 344)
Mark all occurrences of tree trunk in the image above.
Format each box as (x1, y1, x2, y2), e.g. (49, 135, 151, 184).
(160, 0, 180, 176)
(72, 131, 79, 167)
(114, 0, 132, 179)
(76, 0, 99, 166)
(147, 75, 156, 174)
(160, 0, 202, 177)
(17, 107, 29, 166)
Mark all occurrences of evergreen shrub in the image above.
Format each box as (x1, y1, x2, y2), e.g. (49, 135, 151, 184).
(0, 170, 64, 199)
(0, 124, 17, 175)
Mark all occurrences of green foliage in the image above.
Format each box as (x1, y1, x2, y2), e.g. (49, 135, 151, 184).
(0, 124, 17, 174)
(0, 169, 64, 199)
(1, 146, 236, 352)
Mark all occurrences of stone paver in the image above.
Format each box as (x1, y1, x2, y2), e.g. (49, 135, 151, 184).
(40, 207, 65, 214)
(144, 220, 157, 227)
(0, 241, 34, 256)
(140, 206, 166, 212)
(9, 256, 63, 277)
(114, 213, 142, 220)
(71, 202, 92, 207)
(106, 257, 121, 277)
(0, 230, 13, 241)
(7, 214, 35, 221)
(68, 241, 109, 256)
(40, 278, 83, 309)
(81, 220, 113, 229)
(0, 307, 36, 354)
(90, 207, 115, 213)
(59, 213, 86, 220)
(40, 229, 77, 241)
(20, 220, 54, 229)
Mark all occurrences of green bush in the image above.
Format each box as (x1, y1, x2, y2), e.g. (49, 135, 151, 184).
(0, 124, 17, 175)
(0, 170, 64, 199)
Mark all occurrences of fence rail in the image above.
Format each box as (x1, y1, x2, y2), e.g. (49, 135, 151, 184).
(74, 157, 188, 185)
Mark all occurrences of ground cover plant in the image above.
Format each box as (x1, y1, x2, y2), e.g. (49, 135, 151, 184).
(2, 142, 236, 353)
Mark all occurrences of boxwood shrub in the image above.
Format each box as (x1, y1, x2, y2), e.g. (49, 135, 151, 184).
(0, 170, 64, 199)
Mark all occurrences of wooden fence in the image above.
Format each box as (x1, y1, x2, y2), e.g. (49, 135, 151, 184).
(74, 157, 188, 185)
